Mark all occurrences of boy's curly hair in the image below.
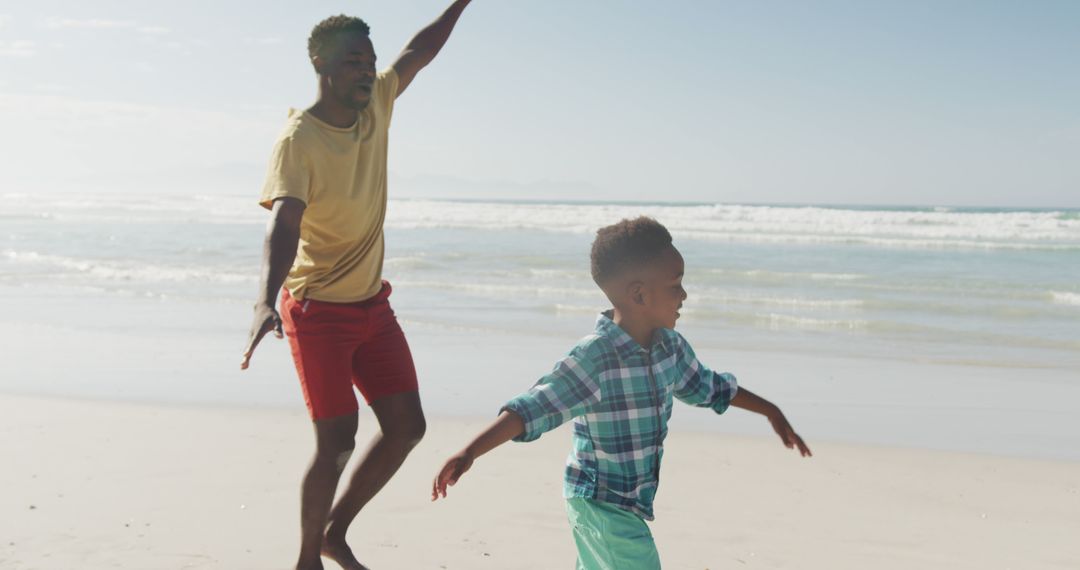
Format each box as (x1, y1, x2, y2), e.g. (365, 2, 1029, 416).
(590, 217, 673, 286)
(308, 15, 371, 62)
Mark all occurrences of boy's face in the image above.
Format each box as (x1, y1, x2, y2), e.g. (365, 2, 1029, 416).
(638, 245, 687, 330)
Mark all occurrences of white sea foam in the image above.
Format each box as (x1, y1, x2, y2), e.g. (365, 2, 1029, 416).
(707, 268, 866, 283)
(9, 194, 1080, 250)
(390, 279, 600, 300)
(4, 193, 265, 225)
(690, 290, 866, 310)
(760, 313, 869, 331)
(553, 303, 600, 315)
(809, 272, 865, 281)
(382, 200, 1080, 249)
(382, 256, 440, 270)
(527, 268, 583, 279)
(1, 250, 254, 284)
(1049, 291, 1080, 306)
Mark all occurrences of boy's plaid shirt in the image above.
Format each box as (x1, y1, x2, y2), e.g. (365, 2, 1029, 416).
(502, 312, 738, 521)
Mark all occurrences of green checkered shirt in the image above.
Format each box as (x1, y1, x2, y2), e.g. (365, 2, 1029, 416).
(502, 311, 738, 521)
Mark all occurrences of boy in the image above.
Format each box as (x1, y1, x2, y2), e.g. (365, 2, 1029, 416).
(431, 216, 812, 569)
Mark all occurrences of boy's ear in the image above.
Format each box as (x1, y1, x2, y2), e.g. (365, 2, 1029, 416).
(627, 281, 646, 306)
(311, 55, 326, 74)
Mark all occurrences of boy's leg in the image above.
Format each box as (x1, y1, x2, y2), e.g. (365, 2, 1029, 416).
(566, 498, 661, 570)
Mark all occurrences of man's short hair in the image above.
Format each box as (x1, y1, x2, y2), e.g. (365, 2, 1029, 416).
(308, 15, 371, 62)
(590, 217, 673, 286)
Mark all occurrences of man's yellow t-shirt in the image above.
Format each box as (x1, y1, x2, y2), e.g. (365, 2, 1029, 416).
(259, 68, 399, 303)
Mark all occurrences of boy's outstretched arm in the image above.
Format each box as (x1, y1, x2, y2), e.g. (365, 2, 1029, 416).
(431, 410, 525, 500)
(731, 387, 813, 457)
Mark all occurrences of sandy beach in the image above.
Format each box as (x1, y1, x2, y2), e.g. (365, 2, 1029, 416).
(2, 274, 1078, 569)
(3, 393, 1078, 570)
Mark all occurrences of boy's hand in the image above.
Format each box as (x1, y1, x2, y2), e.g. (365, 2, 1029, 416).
(429, 410, 525, 502)
(432, 450, 474, 500)
(768, 411, 812, 457)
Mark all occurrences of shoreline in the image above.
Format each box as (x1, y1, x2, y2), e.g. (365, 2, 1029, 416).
(3, 295, 1078, 463)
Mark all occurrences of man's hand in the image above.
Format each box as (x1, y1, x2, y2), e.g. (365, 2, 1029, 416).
(767, 411, 812, 457)
(241, 302, 283, 370)
(431, 450, 474, 500)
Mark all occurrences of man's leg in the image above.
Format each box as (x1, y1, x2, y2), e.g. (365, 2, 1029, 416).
(322, 392, 426, 566)
(297, 413, 358, 570)
(321, 284, 423, 568)
(280, 292, 365, 570)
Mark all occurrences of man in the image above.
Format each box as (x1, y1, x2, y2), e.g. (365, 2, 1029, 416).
(240, 3, 472, 569)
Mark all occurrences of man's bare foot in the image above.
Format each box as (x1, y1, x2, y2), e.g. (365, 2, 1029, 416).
(322, 534, 369, 570)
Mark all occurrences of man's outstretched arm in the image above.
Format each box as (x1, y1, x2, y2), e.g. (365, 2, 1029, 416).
(241, 197, 305, 370)
(392, 0, 472, 97)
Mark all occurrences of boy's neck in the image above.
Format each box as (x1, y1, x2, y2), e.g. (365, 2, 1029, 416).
(611, 308, 657, 350)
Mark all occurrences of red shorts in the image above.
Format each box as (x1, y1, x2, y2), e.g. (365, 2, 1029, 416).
(280, 281, 419, 420)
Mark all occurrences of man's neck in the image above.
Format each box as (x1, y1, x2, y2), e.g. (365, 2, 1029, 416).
(307, 97, 357, 129)
(611, 309, 656, 350)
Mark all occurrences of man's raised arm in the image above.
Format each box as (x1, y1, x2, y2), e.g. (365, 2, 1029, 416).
(392, 0, 472, 97)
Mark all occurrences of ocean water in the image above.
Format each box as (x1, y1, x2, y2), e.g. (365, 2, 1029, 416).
(3, 192, 1078, 370)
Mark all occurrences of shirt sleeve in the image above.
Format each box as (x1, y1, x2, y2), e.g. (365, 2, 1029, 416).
(375, 67, 400, 126)
(671, 335, 738, 414)
(501, 346, 603, 443)
(259, 135, 311, 210)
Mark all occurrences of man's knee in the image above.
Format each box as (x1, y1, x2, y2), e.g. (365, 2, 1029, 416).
(372, 392, 426, 449)
(314, 415, 359, 458)
(312, 437, 355, 475)
(384, 414, 426, 449)
(316, 433, 355, 459)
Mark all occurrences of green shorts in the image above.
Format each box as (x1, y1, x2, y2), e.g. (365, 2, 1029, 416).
(565, 498, 661, 570)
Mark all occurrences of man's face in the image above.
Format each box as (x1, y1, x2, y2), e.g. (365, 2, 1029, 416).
(319, 32, 377, 111)
(641, 245, 687, 330)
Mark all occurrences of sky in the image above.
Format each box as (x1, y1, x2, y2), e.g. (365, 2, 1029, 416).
(0, 0, 1077, 208)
